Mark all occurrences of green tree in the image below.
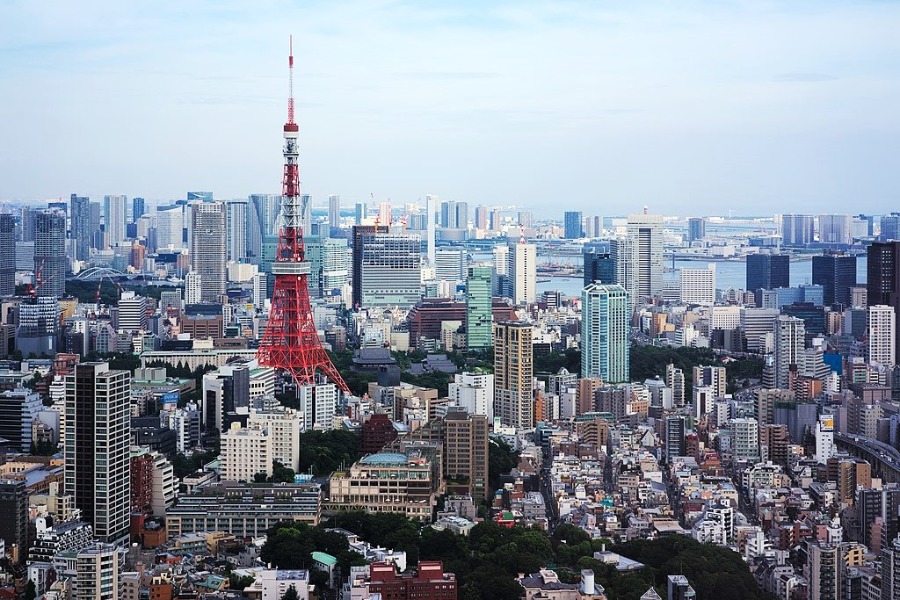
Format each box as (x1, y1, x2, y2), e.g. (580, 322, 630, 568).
(271, 460, 296, 483)
(281, 584, 300, 600)
(24, 580, 36, 600)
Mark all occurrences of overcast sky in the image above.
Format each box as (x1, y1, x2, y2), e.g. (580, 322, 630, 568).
(1, 0, 899, 217)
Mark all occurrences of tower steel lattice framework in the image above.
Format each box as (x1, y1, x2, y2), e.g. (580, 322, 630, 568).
(257, 38, 349, 393)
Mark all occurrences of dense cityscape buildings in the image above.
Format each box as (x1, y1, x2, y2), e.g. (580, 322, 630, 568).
(2, 16, 900, 600)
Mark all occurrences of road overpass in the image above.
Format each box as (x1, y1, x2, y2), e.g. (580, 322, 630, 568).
(834, 433, 900, 483)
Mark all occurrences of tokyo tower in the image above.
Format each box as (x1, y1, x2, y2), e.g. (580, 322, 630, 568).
(257, 37, 349, 393)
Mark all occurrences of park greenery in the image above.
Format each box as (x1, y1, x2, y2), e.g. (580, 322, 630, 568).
(629, 345, 763, 394)
(260, 513, 776, 600)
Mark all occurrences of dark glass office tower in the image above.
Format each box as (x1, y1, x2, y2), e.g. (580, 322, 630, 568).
(583, 241, 616, 287)
(564, 211, 583, 239)
(867, 241, 900, 364)
(812, 252, 857, 307)
(746, 253, 790, 303)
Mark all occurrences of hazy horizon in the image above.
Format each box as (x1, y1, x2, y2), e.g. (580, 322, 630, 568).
(2, 1, 899, 216)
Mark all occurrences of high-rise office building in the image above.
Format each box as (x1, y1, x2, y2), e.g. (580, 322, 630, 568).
(65, 362, 130, 543)
(626, 213, 664, 301)
(781, 214, 815, 246)
(884, 537, 900, 600)
(425, 195, 438, 266)
(0, 480, 28, 561)
(440, 200, 469, 230)
(583, 241, 615, 287)
(155, 205, 183, 251)
(103, 194, 127, 247)
(812, 252, 857, 307)
(434, 248, 467, 282)
(378, 202, 392, 226)
(20, 207, 36, 242)
(693, 365, 727, 398)
(868, 305, 896, 368)
(466, 266, 492, 350)
(358, 232, 422, 308)
(746, 253, 790, 300)
(190, 202, 226, 303)
(583, 215, 602, 238)
(328, 194, 341, 235)
(775, 315, 805, 389)
(350, 224, 388, 308)
(225, 199, 248, 262)
(306, 237, 350, 298)
(867, 241, 900, 365)
(132, 197, 146, 224)
(881, 214, 900, 242)
(490, 208, 502, 232)
(70, 194, 92, 262)
(581, 283, 630, 383)
(0, 214, 14, 296)
(247, 194, 281, 264)
(680, 264, 716, 305)
(509, 240, 536, 305)
(34, 209, 66, 298)
(474, 206, 488, 230)
(818, 214, 852, 245)
(355, 201, 366, 225)
(687, 217, 706, 242)
(564, 211, 583, 239)
(494, 321, 533, 429)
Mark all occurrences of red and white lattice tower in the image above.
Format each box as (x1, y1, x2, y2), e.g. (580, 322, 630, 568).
(257, 37, 349, 393)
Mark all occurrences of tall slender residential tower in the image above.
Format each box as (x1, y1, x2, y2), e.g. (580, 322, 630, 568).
(64, 362, 130, 543)
(581, 283, 630, 383)
(626, 213, 664, 301)
(257, 38, 349, 392)
(34, 209, 66, 298)
(466, 265, 493, 350)
(494, 321, 534, 428)
(0, 214, 14, 296)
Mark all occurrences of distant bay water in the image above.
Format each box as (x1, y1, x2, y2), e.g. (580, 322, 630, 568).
(535, 255, 868, 299)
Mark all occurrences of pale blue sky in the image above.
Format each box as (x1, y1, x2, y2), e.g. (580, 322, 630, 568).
(1, 0, 899, 216)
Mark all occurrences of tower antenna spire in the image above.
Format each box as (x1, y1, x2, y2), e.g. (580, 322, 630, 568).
(288, 35, 295, 125)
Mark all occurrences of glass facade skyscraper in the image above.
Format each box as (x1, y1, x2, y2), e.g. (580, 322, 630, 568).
(466, 265, 493, 350)
(581, 283, 630, 383)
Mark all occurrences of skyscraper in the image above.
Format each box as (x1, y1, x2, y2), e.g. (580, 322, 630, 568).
(0, 480, 27, 561)
(190, 203, 226, 303)
(247, 194, 280, 264)
(34, 209, 66, 298)
(328, 194, 341, 235)
(494, 321, 533, 429)
(775, 315, 805, 389)
(664, 416, 686, 463)
(564, 211, 583, 239)
(474, 206, 488, 230)
(868, 305, 896, 368)
(425, 195, 438, 266)
(867, 241, 900, 365)
(351, 224, 388, 308)
(358, 232, 422, 308)
(355, 201, 367, 225)
(781, 214, 815, 246)
(434, 248, 467, 282)
(583, 241, 615, 286)
(443, 410, 490, 501)
(64, 362, 130, 543)
(70, 194, 92, 262)
(680, 264, 716, 305)
(581, 283, 630, 383)
(225, 199, 248, 262)
(509, 240, 536, 305)
(746, 253, 790, 300)
(818, 214, 852, 245)
(103, 194, 127, 247)
(466, 266, 492, 350)
(0, 214, 14, 296)
(626, 213, 664, 301)
(812, 252, 857, 306)
(687, 217, 706, 242)
(131, 197, 146, 223)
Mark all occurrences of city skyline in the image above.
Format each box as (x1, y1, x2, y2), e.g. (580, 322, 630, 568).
(2, 1, 900, 215)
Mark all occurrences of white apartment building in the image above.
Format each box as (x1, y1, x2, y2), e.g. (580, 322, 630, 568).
(248, 407, 302, 471)
(448, 372, 495, 420)
(220, 423, 273, 482)
(868, 304, 896, 367)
